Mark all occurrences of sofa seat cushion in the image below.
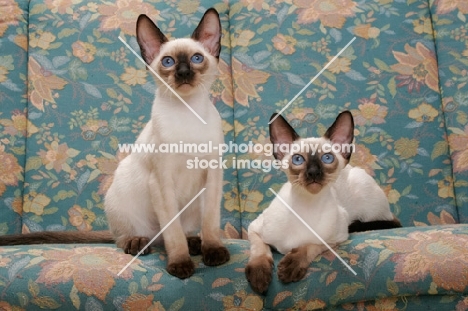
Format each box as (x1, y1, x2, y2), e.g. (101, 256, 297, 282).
(0, 239, 261, 310)
(266, 224, 468, 310)
(337, 294, 468, 311)
(1, 225, 468, 310)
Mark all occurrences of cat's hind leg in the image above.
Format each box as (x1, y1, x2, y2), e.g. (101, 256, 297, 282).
(277, 243, 330, 283)
(245, 215, 274, 294)
(105, 156, 161, 256)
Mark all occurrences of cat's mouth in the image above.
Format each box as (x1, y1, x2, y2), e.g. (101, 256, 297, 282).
(175, 81, 195, 92)
(306, 181, 323, 194)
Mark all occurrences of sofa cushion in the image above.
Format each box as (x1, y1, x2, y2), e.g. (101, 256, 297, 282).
(0, 0, 29, 235)
(23, 0, 240, 235)
(228, 0, 458, 230)
(0, 225, 467, 309)
(430, 1, 468, 223)
(342, 295, 468, 311)
(0, 239, 262, 310)
(264, 224, 468, 309)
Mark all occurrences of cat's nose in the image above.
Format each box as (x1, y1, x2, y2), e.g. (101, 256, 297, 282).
(305, 167, 323, 182)
(176, 63, 193, 81)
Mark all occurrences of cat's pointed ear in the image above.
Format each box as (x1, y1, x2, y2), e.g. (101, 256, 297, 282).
(324, 111, 354, 161)
(191, 8, 222, 59)
(269, 113, 300, 160)
(136, 14, 168, 66)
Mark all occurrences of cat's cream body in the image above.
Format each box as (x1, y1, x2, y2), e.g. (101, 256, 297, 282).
(105, 77, 224, 248)
(105, 9, 229, 279)
(249, 156, 394, 256)
(105, 37, 223, 245)
(334, 165, 394, 224)
(249, 137, 350, 255)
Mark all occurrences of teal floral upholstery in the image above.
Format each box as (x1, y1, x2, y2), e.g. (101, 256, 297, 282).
(429, 0, 468, 223)
(1, 226, 468, 310)
(1, 0, 468, 309)
(229, 0, 456, 229)
(0, 240, 259, 310)
(0, 0, 28, 235)
(266, 225, 468, 310)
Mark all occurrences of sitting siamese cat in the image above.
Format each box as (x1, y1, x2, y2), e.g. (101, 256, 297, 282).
(0, 8, 230, 280)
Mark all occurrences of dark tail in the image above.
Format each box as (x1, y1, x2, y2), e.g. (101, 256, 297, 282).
(0, 231, 114, 246)
(348, 217, 402, 233)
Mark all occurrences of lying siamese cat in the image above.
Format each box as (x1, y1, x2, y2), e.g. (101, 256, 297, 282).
(245, 111, 401, 293)
(0, 8, 230, 279)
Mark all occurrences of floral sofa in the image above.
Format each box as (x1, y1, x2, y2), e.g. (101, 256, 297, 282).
(1, 0, 468, 310)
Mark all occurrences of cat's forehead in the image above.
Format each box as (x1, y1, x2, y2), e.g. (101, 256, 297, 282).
(293, 137, 331, 147)
(288, 137, 337, 158)
(158, 38, 207, 57)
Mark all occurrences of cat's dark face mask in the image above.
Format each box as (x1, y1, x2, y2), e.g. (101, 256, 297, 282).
(174, 54, 195, 85)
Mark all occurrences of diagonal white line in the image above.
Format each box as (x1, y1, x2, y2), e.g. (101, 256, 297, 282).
(269, 37, 356, 124)
(117, 187, 206, 276)
(268, 188, 357, 276)
(118, 36, 207, 125)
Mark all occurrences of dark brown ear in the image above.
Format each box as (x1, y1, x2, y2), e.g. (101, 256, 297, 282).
(136, 14, 168, 66)
(324, 111, 354, 160)
(269, 113, 300, 160)
(191, 8, 221, 59)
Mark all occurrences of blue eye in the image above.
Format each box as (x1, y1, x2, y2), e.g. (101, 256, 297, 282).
(321, 153, 334, 164)
(161, 56, 175, 67)
(291, 154, 305, 166)
(191, 53, 204, 64)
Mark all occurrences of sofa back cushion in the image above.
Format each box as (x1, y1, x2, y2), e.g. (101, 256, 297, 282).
(7, 0, 465, 236)
(0, 0, 29, 234)
(430, 1, 468, 223)
(228, 0, 458, 230)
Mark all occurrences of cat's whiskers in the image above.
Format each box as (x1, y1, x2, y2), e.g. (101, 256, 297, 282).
(198, 75, 218, 85)
(290, 178, 300, 184)
(291, 178, 306, 189)
(160, 86, 174, 99)
(290, 181, 302, 190)
(196, 81, 209, 92)
(198, 73, 219, 76)
(324, 173, 340, 184)
(288, 174, 300, 181)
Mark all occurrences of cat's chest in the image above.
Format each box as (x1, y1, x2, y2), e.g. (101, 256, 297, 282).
(146, 97, 223, 145)
(260, 183, 348, 253)
(158, 117, 222, 144)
